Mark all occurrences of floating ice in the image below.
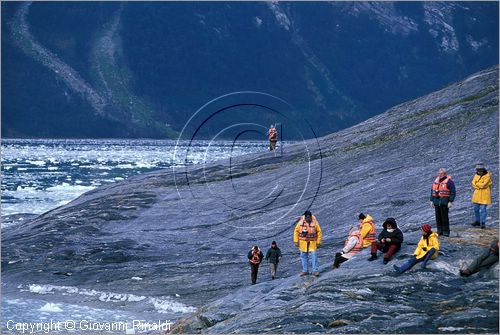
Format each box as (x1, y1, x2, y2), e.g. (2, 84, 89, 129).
(39, 303, 63, 313)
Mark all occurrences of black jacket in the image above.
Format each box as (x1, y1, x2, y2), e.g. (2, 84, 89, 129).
(265, 247, 282, 264)
(378, 219, 404, 246)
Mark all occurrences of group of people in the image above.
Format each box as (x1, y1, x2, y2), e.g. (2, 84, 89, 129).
(247, 164, 495, 283)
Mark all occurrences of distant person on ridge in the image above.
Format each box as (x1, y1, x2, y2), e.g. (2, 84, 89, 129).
(268, 125, 278, 151)
(460, 239, 499, 277)
(367, 217, 403, 264)
(471, 163, 492, 229)
(265, 241, 282, 279)
(294, 210, 322, 276)
(430, 167, 456, 236)
(358, 213, 376, 248)
(248, 245, 264, 284)
(333, 228, 362, 269)
(393, 224, 440, 274)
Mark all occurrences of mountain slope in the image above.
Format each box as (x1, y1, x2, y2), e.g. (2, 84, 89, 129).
(2, 1, 498, 138)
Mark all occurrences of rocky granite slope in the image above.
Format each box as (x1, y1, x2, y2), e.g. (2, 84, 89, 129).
(2, 66, 499, 333)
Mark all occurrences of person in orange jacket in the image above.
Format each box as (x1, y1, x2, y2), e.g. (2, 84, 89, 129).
(393, 224, 440, 274)
(293, 210, 322, 276)
(333, 228, 362, 269)
(358, 213, 376, 248)
(248, 246, 264, 284)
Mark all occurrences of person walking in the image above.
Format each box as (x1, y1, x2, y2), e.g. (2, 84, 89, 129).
(248, 246, 264, 284)
(265, 241, 282, 279)
(460, 239, 499, 277)
(393, 224, 440, 274)
(430, 168, 456, 236)
(293, 210, 322, 276)
(368, 217, 404, 264)
(333, 228, 362, 269)
(358, 213, 376, 248)
(471, 163, 492, 229)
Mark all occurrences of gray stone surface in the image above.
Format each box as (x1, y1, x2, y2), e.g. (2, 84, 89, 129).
(2, 66, 499, 333)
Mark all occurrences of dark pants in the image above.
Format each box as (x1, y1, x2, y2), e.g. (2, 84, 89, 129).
(333, 254, 348, 268)
(250, 263, 259, 284)
(394, 248, 436, 274)
(435, 204, 450, 236)
(269, 139, 277, 151)
(371, 241, 400, 261)
(466, 249, 499, 274)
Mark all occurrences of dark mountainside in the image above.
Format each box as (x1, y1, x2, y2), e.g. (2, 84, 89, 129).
(2, 67, 499, 333)
(2, 1, 498, 138)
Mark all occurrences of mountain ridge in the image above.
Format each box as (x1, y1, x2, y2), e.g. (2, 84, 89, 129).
(2, 1, 498, 138)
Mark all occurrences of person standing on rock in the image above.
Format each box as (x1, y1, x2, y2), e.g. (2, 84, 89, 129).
(333, 228, 362, 269)
(294, 210, 322, 276)
(430, 168, 456, 236)
(268, 125, 278, 151)
(265, 241, 282, 280)
(368, 217, 403, 264)
(393, 224, 440, 274)
(460, 239, 499, 277)
(248, 246, 264, 284)
(358, 213, 376, 248)
(471, 163, 492, 229)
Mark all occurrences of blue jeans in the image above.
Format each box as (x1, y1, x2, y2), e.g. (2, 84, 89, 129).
(473, 203, 488, 225)
(300, 251, 318, 272)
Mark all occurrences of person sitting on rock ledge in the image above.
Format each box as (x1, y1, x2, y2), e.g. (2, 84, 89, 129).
(265, 241, 282, 280)
(294, 210, 322, 277)
(393, 224, 440, 274)
(333, 228, 362, 269)
(358, 213, 376, 248)
(368, 217, 403, 264)
(460, 239, 499, 277)
(248, 246, 264, 284)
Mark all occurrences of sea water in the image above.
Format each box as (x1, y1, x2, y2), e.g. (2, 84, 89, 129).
(1, 138, 273, 224)
(1, 138, 279, 333)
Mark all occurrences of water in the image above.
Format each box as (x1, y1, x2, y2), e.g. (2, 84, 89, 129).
(1, 138, 275, 223)
(1, 138, 282, 333)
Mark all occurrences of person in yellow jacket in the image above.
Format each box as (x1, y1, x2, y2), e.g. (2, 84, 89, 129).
(393, 224, 440, 274)
(293, 210, 322, 276)
(471, 163, 492, 229)
(358, 213, 376, 248)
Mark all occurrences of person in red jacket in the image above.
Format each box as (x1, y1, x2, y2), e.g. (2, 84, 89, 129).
(248, 246, 264, 284)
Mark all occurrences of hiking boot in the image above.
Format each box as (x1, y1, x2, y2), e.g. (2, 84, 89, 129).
(368, 254, 378, 261)
(300, 272, 308, 276)
(383, 258, 390, 264)
(472, 221, 480, 227)
(443, 232, 450, 237)
(272, 276, 275, 280)
(312, 272, 320, 277)
(481, 223, 486, 229)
